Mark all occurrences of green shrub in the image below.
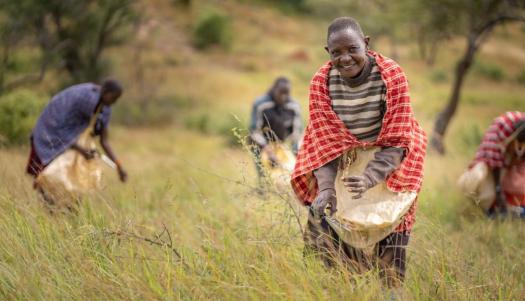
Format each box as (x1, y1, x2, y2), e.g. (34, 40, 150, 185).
(516, 69, 525, 85)
(278, 0, 308, 13)
(473, 60, 505, 81)
(430, 70, 448, 83)
(216, 114, 246, 147)
(0, 90, 45, 145)
(184, 113, 210, 134)
(112, 95, 191, 127)
(257, 0, 309, 13)
(193, 12, 232, 50)
(459, 124, 483, 154)
(184, 113, 245, 147)
(172, 0, 191, 7)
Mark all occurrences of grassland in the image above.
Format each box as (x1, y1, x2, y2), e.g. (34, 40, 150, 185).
(1, 0, 525, 300)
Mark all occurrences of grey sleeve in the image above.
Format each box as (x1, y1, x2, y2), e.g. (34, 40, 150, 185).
(363, 147, 405, 186)
(250, 104, 268, 147)
(313, 157, 339, 192)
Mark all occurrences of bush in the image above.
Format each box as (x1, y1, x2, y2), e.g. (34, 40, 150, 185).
(172, 0, 191, 7)
(278, 0, 309, 13)
(0, 90, 45, 145)
(184, 113, 210, 134)
(193, 12, 232, 50)
(112, 94, 192, 127)
(459, 124, 483, 154)
(216, 114, 246, 147)
(257, 0, 309, 13)
(430, 70, 448, 83)
(516, 69, 525, 85)
(184, 113, 245, 147)
(473, 61, 505, 81)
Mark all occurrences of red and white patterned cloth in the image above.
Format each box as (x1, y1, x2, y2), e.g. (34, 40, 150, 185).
(472, 111, 525, 169)
(291, 51, 427, 232)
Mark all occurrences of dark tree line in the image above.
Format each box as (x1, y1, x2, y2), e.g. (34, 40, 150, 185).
(0, 0, 136, 94)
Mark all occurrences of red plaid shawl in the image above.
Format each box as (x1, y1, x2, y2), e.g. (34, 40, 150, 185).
(472, 111, 525, 169)
(291, 51, 427, 205)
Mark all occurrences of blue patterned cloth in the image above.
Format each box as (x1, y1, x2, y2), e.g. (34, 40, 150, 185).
(32, 83, 111, 165)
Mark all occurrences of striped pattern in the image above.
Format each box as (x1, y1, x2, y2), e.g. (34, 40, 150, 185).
(328, 58, 386, 141)
(472, 111, 525, 168)
(290, 51, 427, 232)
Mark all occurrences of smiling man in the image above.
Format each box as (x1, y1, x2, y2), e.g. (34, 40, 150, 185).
(291, 17, 427, 288)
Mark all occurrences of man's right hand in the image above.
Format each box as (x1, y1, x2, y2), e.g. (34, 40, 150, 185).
(263, 145, 279, 167)
(72, 143, 96, 160)
(311, 188, 337, 219)
(81, 148, 97, 160)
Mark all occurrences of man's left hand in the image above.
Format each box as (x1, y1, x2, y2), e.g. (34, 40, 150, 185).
(342, 175, 374, 199)
(117, 166, 128, 182)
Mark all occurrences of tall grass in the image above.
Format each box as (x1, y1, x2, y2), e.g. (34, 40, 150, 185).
(2, 125, 525, 300)
(1, 0, 525, 299)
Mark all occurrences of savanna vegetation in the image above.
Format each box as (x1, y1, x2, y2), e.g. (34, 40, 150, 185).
(1, 0, 525, 300)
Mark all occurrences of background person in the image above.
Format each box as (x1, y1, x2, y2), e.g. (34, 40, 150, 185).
(26, 79, 128, 203)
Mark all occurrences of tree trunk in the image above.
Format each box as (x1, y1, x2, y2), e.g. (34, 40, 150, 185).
(430, 35, 478, 154)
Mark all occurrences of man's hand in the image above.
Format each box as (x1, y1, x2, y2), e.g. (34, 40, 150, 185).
(72, 144, 97, 160)
(117, 166, 128, 183)
(343, 175, 374, 199)
(263, 145, 279, 167)
(311, 188, 337, 219)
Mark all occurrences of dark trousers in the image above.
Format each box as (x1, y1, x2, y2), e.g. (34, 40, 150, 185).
(304, 211, 410, 288)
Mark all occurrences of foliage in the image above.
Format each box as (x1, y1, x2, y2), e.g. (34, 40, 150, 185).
(184, 113, 245, 147)
(172, 0, 191, 7)
(473, 60, 505, 81)
(193, 11, 232, 50)
(430, 70, 449, 83)
(517, 69, 525, 85)
(459, 124, 484, 153)
(184, 113, 210, 134)
(0, 0, 137, 85)
(0, 90, 45, 145)
(113, 94, 192, 127)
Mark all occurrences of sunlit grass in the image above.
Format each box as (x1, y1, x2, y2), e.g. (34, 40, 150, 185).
(2, 0, 525, 300)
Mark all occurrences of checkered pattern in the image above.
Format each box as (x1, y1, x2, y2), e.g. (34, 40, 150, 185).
(472, 111, 525, 169)
(290, 51, 427, 232)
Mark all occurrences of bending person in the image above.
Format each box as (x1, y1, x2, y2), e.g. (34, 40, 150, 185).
(26, 79, 128, 205)
(469, 111, 525, 217)
(249, 77, 302, 181)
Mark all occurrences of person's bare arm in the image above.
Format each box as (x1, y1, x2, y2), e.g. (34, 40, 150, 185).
(100, 127, 128, 182)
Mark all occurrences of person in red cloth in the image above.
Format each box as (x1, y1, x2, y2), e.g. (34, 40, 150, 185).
(290, 17, 427, 286)
(470, 112, 525, 217)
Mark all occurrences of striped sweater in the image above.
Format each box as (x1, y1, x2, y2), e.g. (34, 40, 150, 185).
(328, 55, 386, 142)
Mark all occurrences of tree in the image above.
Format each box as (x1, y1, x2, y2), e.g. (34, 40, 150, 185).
(419, 0, 525, 154)
(402, 0, 458, 65)
(0, 0, 136, 92)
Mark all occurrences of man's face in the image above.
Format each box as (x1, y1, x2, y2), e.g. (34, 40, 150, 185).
(325, 29, 369, 79)
(272, 83, 290, 106)
(101, 91, 121, 106)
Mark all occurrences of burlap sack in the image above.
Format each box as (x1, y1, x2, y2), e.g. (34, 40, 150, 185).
(326, 147, 416, 250)
(261, 143, 296, 190)
(458, 161, 495, 210)
(35, 115, 105, 205)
